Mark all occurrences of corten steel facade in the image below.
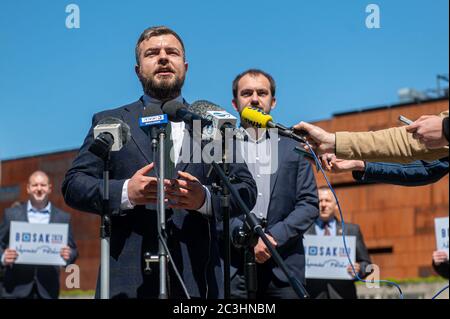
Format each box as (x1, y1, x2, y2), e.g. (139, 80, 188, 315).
(0, 98, 448, 291)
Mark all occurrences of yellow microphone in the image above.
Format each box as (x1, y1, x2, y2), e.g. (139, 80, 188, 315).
(241, 106, 307, 143)
(241, 106, 275, 128)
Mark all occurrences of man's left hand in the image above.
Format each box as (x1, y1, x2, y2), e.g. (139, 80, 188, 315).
(60, 246, 72, 262)
(347, 262, 361, 277)
(254, 234, 278, 264)
(165, 171, 206, 211)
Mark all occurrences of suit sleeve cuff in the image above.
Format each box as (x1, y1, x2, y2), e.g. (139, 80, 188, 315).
(196, 185, 212, 217)
(120, 179, 135, 210)
(443, 116, 449, 142)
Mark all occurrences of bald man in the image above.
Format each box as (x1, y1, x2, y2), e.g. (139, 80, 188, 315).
(305, 187, 371, 299)
(0, 171, 78, 299)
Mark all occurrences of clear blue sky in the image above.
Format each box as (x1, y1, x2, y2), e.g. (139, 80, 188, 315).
(1, 0, 448, 160)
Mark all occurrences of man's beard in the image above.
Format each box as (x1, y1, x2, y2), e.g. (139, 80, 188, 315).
(140, 74, 185, 101)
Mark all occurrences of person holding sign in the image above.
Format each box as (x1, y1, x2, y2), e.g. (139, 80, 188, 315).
(433, 217, 449, 279)
(432, 250, 449, 279)
(0, 171, 78, 299)
(305, 187, 371, 299)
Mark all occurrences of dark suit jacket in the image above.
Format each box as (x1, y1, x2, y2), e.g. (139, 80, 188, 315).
(61, 98, 257, 299)
(433, 260, 449, 279)
(352, 157, 449, 186)
(0, 203, 78, 299)
(226, 136, 319, 286)
(305, 220, 371, 299)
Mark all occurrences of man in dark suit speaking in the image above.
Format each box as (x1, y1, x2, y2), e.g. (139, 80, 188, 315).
(305, 187, 372, 299)
(62, 26, 256, 299)
(226, 69, 319, 299)
(0, 171, 78, 299)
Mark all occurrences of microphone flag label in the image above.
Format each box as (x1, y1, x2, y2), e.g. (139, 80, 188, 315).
(139, 114, 169, 127)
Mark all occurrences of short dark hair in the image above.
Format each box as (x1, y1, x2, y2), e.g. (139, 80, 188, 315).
(232, 69, 276, 99)
(135, 26, 185, 65)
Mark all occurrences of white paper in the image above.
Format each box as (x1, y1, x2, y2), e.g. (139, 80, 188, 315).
(304, 235, 356, 280)
(435, 217, 449, 255)
(9, 221, 68, 266)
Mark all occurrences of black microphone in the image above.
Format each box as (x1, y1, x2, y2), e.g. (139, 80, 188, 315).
(161, 100, 212, 126)
(89, 117, 131, 159)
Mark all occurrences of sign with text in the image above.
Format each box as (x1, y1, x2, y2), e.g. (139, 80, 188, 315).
(435, 217, 449, 255)
(304, 235, 356, 280)
(9, 222, 68, 266)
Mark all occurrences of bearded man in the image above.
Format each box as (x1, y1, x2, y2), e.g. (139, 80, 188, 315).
(62, 26, 256, 299)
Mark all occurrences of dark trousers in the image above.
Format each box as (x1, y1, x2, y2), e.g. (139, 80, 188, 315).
(230, 264, 301, 299)
(26, 283, 43, 299)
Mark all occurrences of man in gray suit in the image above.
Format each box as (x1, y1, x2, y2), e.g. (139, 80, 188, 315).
(305, 186, 372, 299)
(0, 171, 78, 299)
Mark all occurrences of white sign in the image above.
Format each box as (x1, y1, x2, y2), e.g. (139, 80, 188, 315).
(435, 217, 449, 255)
(9, 222, 68, 266)
(304, 235, 356, 280)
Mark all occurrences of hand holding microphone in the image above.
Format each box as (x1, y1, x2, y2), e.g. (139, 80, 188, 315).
(293, 121, 336, 156)
(241, 106, 307, 143)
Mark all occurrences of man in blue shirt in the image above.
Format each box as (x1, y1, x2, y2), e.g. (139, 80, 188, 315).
(305, 187, 372, 299)
(0, 171, 78, 299)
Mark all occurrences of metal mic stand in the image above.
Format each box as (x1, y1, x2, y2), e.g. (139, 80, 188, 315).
(100, 154, 111, 299)
(210, 128, 233, 299)
(220, 151, 231, 299)
(151, 125, 169, 299)
(211, 161, 310, 299)
(88, 132, 114, 299)
(232, 221, 260, 299)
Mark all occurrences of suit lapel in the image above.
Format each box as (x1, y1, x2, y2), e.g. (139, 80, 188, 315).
(336, 220, 343, 236)
(269, 136, 283, 199)
(307, 223, 317, 235)
(123, 99, 153, 164)
(19, 204, 29, 222)
(49, 206, 58, 224)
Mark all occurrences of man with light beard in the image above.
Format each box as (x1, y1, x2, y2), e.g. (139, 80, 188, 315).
(224, 69, 319, 299)
(62, 26, 256, 299)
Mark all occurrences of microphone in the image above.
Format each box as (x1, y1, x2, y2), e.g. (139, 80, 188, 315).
(190, 100, 237, 140)
(90, 117, 131, 159)
(241, 107, 307, 143)
(161, 100, 212, 126)
(139, 104, 169, 141)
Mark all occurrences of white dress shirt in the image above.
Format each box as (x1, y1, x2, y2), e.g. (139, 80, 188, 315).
(236, 128, 273, 220)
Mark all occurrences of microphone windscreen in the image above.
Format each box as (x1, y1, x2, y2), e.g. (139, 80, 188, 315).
(97, 117, 131, 145)
(190, 100, 223, 119)
(241, 107, 273, 128)
(161, 100, 185, 122)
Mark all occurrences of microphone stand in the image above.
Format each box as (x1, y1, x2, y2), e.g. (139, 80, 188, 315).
(88, 133, 114, 299)
(219, 142, 232, 299)
(232, 221, 259, 299)
(211, 161, 310, 299)
(151, 125, 169, 299)
(100, 154, 111, 299)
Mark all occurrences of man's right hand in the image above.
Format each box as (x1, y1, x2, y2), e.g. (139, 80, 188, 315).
(320, 154, 366, 173)
(3, 248, 18, 266)
(293, 122, 336, 156)
(127, 163, 169, 205)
